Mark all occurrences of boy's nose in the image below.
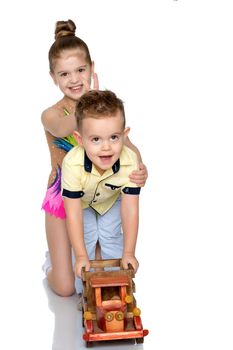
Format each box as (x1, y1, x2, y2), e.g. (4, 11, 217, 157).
(102, 141, 111, 150)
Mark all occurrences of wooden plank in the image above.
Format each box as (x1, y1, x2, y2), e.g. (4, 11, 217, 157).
(90, 275, 129, 287)
(89, 259, 122, 269)
(84, 329, 146, 341)
(95, 287, 102, 307)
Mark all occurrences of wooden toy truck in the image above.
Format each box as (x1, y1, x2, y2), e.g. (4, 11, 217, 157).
(81, 258, 149, 347)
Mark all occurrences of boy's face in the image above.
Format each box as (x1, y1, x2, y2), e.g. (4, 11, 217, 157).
(74, 111, 128, 175)
(50, 49, 93, 101)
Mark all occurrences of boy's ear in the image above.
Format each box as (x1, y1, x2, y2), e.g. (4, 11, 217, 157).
(123, 127, 130, 139)
(73, 130, 83, 146)
(50, 71, 58, 85)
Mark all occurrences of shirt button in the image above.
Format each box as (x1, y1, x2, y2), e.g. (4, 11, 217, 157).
(93, 200, 97, 203)
(96, 193, 100, 196)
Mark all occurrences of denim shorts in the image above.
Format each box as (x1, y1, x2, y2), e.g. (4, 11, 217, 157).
(74, 197, 123, 293)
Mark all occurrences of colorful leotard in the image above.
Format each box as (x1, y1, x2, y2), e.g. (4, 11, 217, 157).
(41, 108, 78, 219)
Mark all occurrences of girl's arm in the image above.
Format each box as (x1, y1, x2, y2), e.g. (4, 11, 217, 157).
(41, 107, 77, 138)
(124, 136, 148, 187)
(124, 136, 142, 163)
(63, 197, 90, 277)
(121, 194, 139, 272)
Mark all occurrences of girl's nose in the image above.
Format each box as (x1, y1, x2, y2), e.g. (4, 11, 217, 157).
(70, 72, 80, 83)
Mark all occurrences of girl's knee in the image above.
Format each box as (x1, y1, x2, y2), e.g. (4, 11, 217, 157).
(56, 285, 75, 297)
(48, 271, 75, 296)
(54, 279, 75, 297)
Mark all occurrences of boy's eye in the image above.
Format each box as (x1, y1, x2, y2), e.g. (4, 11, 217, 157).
(79, 68, 85, 73)
(92, 137, 100, 143)
(110, 135, 119, 141)
(60, 72, 68, 77)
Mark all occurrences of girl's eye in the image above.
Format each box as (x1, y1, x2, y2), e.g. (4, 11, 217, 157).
(79, 68, 85, 73)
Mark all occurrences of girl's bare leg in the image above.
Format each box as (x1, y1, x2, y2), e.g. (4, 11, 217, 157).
(45, 214, 75, 297)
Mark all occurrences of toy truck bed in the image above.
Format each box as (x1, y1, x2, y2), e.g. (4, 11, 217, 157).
(81, 258, 149, 347)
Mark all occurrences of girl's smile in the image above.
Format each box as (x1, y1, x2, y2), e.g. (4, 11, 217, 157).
(51, 50, 93, 100)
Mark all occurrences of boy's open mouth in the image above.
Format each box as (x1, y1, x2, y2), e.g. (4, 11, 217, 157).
(99, 155, 113, 162)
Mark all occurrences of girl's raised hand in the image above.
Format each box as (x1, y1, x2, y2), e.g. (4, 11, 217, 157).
(81, 72, 99, 93)
(92, 72, 99, 90)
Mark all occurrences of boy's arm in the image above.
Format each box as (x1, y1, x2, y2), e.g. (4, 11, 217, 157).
(120, 193, 139, 272)
(124, 136, 148, 187)
(63, 197, 90, 277)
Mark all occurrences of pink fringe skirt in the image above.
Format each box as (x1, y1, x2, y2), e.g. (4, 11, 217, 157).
(41, 166, 66, 219)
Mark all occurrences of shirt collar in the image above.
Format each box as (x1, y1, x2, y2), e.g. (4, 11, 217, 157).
(84, 152, 120, 174)
(84, 151, 93, 172)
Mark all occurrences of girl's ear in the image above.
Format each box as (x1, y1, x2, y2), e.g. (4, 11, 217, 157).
(123, 127, 130, 140)
(50, 71, 58, 85)
(73, 130, 83, 146)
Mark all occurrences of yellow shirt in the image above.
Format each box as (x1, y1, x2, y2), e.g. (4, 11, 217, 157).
(62, 145, 140, 215)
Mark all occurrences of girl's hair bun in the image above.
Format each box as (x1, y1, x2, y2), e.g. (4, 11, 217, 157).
(55, 19, 76, 40)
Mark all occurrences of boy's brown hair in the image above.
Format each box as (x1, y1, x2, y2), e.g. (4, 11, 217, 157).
(75, 90, 126, 130)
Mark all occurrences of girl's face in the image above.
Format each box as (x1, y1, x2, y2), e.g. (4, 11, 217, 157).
(51, 49, 93, 101)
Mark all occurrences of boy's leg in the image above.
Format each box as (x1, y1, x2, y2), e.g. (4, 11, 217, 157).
(95, 241, 102, 259)
(45, 213, 75, 297)
(97, 197, 123, 260)
(83, 207, 99, 259)
(74, 207, 98, 293)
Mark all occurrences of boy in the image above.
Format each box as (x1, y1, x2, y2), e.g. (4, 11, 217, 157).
(62, 90, 141, 278)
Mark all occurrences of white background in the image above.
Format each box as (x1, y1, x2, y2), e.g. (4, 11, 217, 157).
(0, 0, 233, 349)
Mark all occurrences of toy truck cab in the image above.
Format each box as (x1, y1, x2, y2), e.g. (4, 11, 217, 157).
(81, 259, 149, 347)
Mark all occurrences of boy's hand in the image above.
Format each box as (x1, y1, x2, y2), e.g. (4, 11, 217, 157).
(129, 163, 148, 187)
(122, 254, 139, 273)
(74, 256, 90, 278)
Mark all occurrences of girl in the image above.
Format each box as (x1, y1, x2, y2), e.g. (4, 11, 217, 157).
(41, 19, 148, 297)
